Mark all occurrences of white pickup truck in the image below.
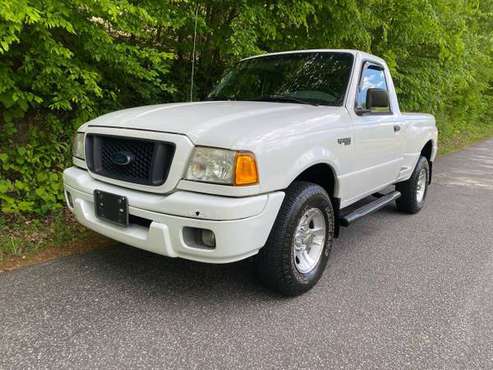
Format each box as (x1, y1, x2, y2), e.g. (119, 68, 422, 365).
(64, 49, 437, 295)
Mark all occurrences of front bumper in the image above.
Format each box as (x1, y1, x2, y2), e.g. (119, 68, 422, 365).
(63, 167, 284, 263)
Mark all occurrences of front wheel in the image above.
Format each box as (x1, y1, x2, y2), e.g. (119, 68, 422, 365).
(395, 156, 430, 214)
(255, 182, 334, 296)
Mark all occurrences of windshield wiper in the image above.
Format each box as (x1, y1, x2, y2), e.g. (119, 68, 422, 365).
(249, 95, 319, 106)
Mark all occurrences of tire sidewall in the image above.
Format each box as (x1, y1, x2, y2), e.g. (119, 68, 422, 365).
(415, 157, 430, 209)
(285, 189, 334, 287)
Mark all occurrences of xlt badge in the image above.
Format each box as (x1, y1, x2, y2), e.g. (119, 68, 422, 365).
(337, 137, 351, 146)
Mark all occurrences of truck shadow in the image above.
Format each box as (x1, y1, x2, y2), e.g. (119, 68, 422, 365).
(74, 197, 404, 303)
(82, 244, 280, 300)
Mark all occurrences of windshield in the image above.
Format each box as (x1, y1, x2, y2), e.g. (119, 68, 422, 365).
(207, 52, 354, 106)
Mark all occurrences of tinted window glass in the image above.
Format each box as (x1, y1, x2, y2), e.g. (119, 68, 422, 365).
(356, 65, 390, 112)
(208, 52, 354, 106)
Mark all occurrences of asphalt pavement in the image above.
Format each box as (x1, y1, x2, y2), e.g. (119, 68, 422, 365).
(1, 138, 493, 369)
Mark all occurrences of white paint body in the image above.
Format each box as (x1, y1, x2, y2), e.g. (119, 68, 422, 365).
(64, 49, 437, 263)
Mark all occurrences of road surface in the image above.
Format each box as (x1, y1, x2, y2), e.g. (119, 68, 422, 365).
(1, 139, 493, 369)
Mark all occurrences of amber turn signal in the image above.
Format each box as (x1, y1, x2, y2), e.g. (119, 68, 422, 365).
(234, 152, 258, 186)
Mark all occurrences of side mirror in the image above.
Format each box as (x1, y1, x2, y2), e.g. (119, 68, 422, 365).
(366, 88, 389, 110)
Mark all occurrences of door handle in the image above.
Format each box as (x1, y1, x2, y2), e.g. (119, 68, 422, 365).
(393, 125, 401, 133)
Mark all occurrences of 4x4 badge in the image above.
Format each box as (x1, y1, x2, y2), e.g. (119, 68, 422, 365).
(337, 137, 351, 146)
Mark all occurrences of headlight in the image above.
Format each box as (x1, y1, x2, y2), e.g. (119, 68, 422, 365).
(72, 132, 85, 160)
(185, 147, 258, 186)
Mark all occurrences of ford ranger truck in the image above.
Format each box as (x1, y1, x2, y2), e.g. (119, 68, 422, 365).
(64, 49, 438, 296)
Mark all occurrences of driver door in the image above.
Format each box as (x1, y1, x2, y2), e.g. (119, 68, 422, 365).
(346, 62, 403, 202)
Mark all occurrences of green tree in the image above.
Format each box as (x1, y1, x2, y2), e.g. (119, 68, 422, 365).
(0, 0, 174, 213)
(1, 0, 492, 215)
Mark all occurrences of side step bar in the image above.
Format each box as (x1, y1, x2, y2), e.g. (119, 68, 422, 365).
(339, 191, 401, 227)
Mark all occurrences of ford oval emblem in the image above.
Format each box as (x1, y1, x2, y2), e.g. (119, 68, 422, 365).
(111, 151, 134, 166)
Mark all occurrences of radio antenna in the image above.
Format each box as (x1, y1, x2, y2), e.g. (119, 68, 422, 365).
(190, 3, 199, 102)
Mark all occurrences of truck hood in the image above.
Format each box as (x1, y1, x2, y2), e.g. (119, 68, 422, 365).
(84, 101, 346, 149)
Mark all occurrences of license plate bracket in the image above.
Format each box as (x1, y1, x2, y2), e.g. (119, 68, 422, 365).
(94, 190, 128, 227)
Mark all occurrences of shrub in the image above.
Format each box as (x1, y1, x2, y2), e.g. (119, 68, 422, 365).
(0, 0, 174, 214)
(1, 0, 492, 215)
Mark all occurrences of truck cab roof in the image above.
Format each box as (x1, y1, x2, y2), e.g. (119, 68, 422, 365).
(241, 49, 386, 66)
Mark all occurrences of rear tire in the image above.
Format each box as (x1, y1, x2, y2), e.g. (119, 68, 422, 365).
(255, 181, 334, 296)
(396, 156, 429, 214)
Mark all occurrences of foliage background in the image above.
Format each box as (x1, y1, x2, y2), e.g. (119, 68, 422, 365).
(1, 0, 492, 215)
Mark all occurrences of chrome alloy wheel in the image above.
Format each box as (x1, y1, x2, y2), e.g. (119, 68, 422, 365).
(293, 208, 326, 274)
(416, 168, 427, 203)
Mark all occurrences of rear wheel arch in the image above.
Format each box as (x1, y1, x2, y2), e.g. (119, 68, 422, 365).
(396, 156, 430, 214)
(421, 140, 433, 161)
(420, 140, 434, 183)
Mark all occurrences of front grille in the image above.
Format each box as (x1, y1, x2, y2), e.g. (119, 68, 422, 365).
(85, 134, 175, 185)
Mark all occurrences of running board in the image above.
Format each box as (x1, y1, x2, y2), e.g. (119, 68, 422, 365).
(339, 191, 401, 227)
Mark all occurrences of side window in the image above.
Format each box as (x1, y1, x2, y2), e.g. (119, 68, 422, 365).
(356, 64, 390, 113)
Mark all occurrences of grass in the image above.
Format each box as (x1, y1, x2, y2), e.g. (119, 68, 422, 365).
(0, 209, 110, 271)
(0, 210, 80, 261)
(437, 117, 493, 155)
